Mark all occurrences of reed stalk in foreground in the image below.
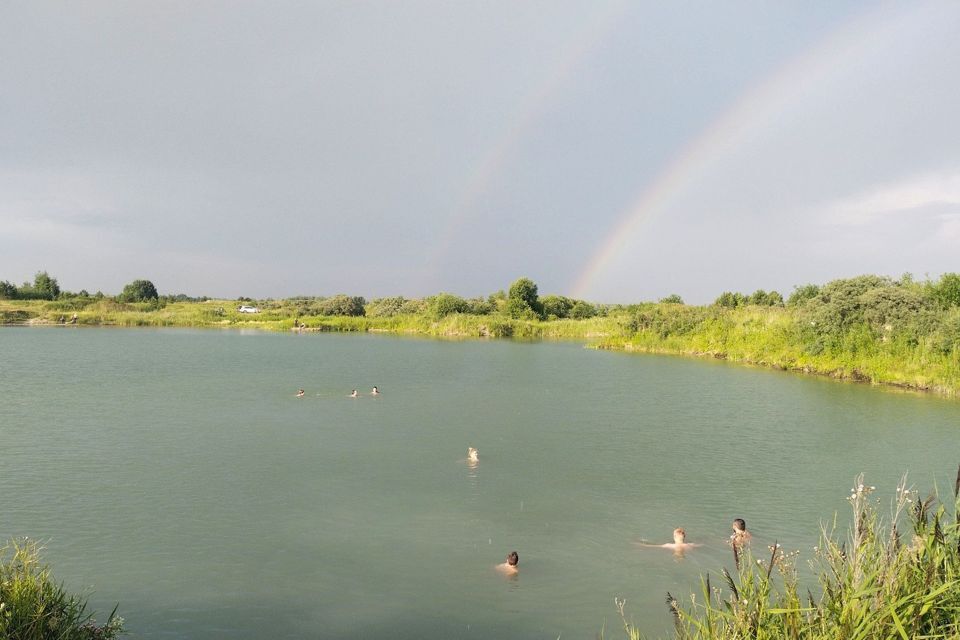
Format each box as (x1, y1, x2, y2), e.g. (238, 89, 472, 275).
(0, 537, 123, 640)
(612, 469, 960, 639)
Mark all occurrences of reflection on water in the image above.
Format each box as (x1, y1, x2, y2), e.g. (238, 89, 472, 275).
(2, 328, 960, 639)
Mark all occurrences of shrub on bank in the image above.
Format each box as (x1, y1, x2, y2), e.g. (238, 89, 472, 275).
(0, 538, 123, 640)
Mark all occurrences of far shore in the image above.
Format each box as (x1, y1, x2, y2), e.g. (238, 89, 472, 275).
(3, 296, 957, 398)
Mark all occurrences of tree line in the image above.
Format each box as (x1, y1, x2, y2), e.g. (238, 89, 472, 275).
(0, 272, 183, 303)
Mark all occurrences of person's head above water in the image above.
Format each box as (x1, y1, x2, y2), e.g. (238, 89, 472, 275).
(732, 518, 747, 532)
(506, 551, 519, 566)
(467, 447, 478, 461)
(673, 528, 687, 544)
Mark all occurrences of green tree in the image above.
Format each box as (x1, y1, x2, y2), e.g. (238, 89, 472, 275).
(714, 291, 745, 308)
(31, 271, 60, 300)
(118, 279, 159, 302)
(659, 294, 684, 304)
(0, 280, 17, 299)
(507, 277, 542, 319)
(929, 273, 960, 308)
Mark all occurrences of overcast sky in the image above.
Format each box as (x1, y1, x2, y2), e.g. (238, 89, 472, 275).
(2, 1, 958, 302)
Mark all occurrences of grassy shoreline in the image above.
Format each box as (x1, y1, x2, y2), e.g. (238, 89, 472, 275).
(3, 296, 959, 397)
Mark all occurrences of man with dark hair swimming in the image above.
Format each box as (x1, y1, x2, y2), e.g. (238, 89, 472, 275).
(496, 551, 519, 575)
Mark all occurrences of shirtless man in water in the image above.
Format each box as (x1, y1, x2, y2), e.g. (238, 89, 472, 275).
(636, 528, 702, 557)
(496, 551, 519, 575)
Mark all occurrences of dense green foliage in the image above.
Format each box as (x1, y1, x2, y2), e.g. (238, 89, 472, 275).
(0, 538, 123, 639)
(118, 279, 158, 302)
(614, 472, 960, 639)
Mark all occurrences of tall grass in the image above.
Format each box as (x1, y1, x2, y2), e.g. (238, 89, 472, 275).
(0, 538, 123, 639)
(613, 470, 960, 639)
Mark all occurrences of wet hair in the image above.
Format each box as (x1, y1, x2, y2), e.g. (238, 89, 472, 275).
(733, 518, 747, 531)
(506, 551, 519, 566)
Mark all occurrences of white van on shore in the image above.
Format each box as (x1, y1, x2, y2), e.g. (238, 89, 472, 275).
(238, 305, 260, 313)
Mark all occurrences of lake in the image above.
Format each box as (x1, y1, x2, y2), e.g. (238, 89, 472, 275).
(1, 327, 958, 638)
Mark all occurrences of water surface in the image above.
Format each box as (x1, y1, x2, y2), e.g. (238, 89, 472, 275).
(1, 327, 958, 638)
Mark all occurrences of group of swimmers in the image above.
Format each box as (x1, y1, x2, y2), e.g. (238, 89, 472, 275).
(636, 518, 751, 557)
(493, 519, 751, 577)
(295, 386, 380, 398)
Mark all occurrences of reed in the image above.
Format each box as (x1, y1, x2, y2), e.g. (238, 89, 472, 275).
(613, 469, 960, 639)
(0, 537, 123, 640)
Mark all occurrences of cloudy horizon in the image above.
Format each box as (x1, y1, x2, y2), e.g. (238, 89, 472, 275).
(2, 1, 958, 303)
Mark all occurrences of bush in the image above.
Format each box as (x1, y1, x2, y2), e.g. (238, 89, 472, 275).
(465, 297, 493, 315)
(804, 275, 936, 345)
(0, 538, 124, 640)
(541, 295, 575, 319)
(366, 296, 409, 318)
(787, 284, 820, 306)
(430, 293, 469, 318)
(659, 294, 684, 305)
(570, 301, 597, 319)
(318, 295, 366, 317)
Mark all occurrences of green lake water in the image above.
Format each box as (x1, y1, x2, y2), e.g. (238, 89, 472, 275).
(1, 327, 958, 638)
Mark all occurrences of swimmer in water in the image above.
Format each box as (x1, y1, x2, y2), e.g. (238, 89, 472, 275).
(349, 389, 358, 398)
(730, 518, 752, 547)
(467, 447, 479, 463)
(496, 551, 519, 575)
(371, 386, 380, 395)
(296, 389, 305, 398)
(636, 528, 702, 557)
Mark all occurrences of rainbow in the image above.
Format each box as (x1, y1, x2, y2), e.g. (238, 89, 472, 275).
(569, 3, 935, 300)
(424, 0, 631, 289)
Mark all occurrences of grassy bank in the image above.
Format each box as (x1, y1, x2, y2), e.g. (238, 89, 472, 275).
(3, 273, 960, 396)
(613, 471, 960, 639)
(596, 304, 960, 396)
(0, 298, 624, 339)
